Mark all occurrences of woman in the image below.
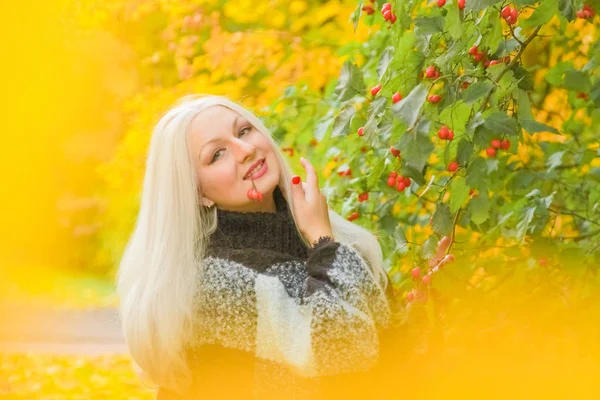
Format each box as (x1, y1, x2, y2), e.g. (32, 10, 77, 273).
(117, 94, 451, 399)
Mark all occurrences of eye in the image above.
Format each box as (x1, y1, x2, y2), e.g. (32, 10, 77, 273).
(209, 127, 252, 163)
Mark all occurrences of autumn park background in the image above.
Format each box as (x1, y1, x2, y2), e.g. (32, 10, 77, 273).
(1, 0, 599, 398)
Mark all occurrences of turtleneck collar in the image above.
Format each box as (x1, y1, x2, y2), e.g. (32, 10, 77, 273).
(207, 185, 310, 259)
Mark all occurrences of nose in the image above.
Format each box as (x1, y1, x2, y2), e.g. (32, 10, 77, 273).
(232, 137, 256, 164)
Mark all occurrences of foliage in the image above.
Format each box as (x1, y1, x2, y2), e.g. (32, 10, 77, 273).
(261, 0, 600, 309)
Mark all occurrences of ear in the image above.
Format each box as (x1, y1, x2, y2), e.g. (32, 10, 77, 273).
(200, 197, 214, 207)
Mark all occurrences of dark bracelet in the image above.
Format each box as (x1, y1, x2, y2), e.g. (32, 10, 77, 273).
(310, 235, 335, 250)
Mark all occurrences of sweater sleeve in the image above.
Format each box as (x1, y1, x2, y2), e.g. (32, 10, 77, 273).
(194, 242, 391, 380)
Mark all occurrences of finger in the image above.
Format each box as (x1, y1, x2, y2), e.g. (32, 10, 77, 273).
(290, 175, 306, 204)
(300, 157, 319, 200)
(434, 236, 452, 260)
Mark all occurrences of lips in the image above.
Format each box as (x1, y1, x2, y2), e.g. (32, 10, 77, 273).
(244, 158, 265, 180)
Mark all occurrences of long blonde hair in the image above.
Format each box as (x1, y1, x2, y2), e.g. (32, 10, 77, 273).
(116, 94, 389, 393)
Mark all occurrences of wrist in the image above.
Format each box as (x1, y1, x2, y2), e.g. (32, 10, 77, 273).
(308, 232, 335, 247)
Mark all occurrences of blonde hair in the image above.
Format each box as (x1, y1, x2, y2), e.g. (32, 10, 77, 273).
(116, 94, 389, 393)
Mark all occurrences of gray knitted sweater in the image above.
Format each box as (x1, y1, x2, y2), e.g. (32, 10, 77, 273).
(157, 186, 393, 399)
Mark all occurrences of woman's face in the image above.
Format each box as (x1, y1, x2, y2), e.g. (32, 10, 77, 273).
(188, 105, 281, 213)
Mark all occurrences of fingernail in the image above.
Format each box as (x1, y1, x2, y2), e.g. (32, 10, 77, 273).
(292, 175, 301, 185)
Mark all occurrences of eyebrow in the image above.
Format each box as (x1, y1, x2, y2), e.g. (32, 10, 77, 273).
(200, 115, 240, 159)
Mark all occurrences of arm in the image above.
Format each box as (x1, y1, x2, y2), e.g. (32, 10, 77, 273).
(194, 244, 391, 378)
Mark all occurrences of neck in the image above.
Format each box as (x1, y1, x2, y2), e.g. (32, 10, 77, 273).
(207, 185, 309, 259)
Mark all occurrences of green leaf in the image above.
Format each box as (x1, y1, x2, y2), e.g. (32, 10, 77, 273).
(465, 0, 502, 12)
(377, 46, 395, 81)
(398, 119, 434, 171)
(483, 111, 518, 135)
(392, 83, 428, 129)
(545, 61, 573, 86)
(367, 160, 386, 190)
(546, 150, 566, 172)
(521, 119, 560, 135)
(414, 16, 445, 36)
(462, 81, 494, 104)
(334, 61, 366, 102)
(432, 203, 454, 236)
(521, 0, 559, 29)
(466, 157, 488, 189)
(514, 89, 534, 120)
(469, 192, 490, 225)
(449, 177, 471, 213)
(564, 70, 592, 92)
(457, 139, 474, 165)
(331, 104, 356, 137)
(516, 206, 536, 242)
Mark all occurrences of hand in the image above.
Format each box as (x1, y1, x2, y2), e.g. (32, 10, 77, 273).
(407, 236, 455, 306)
(290, 157, 334, 244)
(427, 235, 455, 272)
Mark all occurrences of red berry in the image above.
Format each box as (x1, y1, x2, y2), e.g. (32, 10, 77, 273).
(256, 191, 263, 201)
(489, 60, 500, 66)
(457, 0, 465, 10)
(473, 52, 484, 62)
(425, 66, 437, 78)
(428, 94, 442, 103)
(437, 0, 446, 7)
(348, 212, 359, 221)
(447, 161, 458, 172)
(486, 147, 497, 157)
(392, 92, 403, 103)
(396, 181, 406, 192)
(406, 292, 415, 302)
(483, 59, 491, 68)
(362, 5, 375, 14)
(390, 13, 397, 23)
(500, 139, 510, 150)
(389, 171, 398, 178)
(491, 139, 501, 149)
(462, 81, 470, 89)
(387, 177, 396, 187)
(371, 84, 382, 96)
(390, 146, 401, 157)
(282, 147, 294, 156)
(402, 176, 411, 187)
(422, 274, 432, 285)
(358, 127, 364, 136)
(447, 130, 454, 140)
(510, 7, 518, 20)
(381, 2, 391, 13)
(358, 192, 369, 202)
(469, 45, 478, 56)
(292, 175, 301, 185)
(501, 6, 511, 19)
(503, 56, 511, 64)
(438, 126, 450, 140)
(411, 267, 420, 279)
(383, 9, 392, 20)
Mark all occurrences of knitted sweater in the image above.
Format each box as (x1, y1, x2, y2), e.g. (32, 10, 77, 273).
(157, 185, 394, 399)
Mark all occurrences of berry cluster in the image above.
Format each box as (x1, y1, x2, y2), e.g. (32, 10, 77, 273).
(247, 176, 264, 202)
(347, 211, 360, 221)
(428, 94, 442, 103)
(425, 65, 441, 80)
(381, 3, 397, 23)
(387, 171, 411, 192)
(501, 5, 518, 25)
(485, 138, 510, 157)
(437, 125, 455, 140)
(576, 4, 595, 19)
